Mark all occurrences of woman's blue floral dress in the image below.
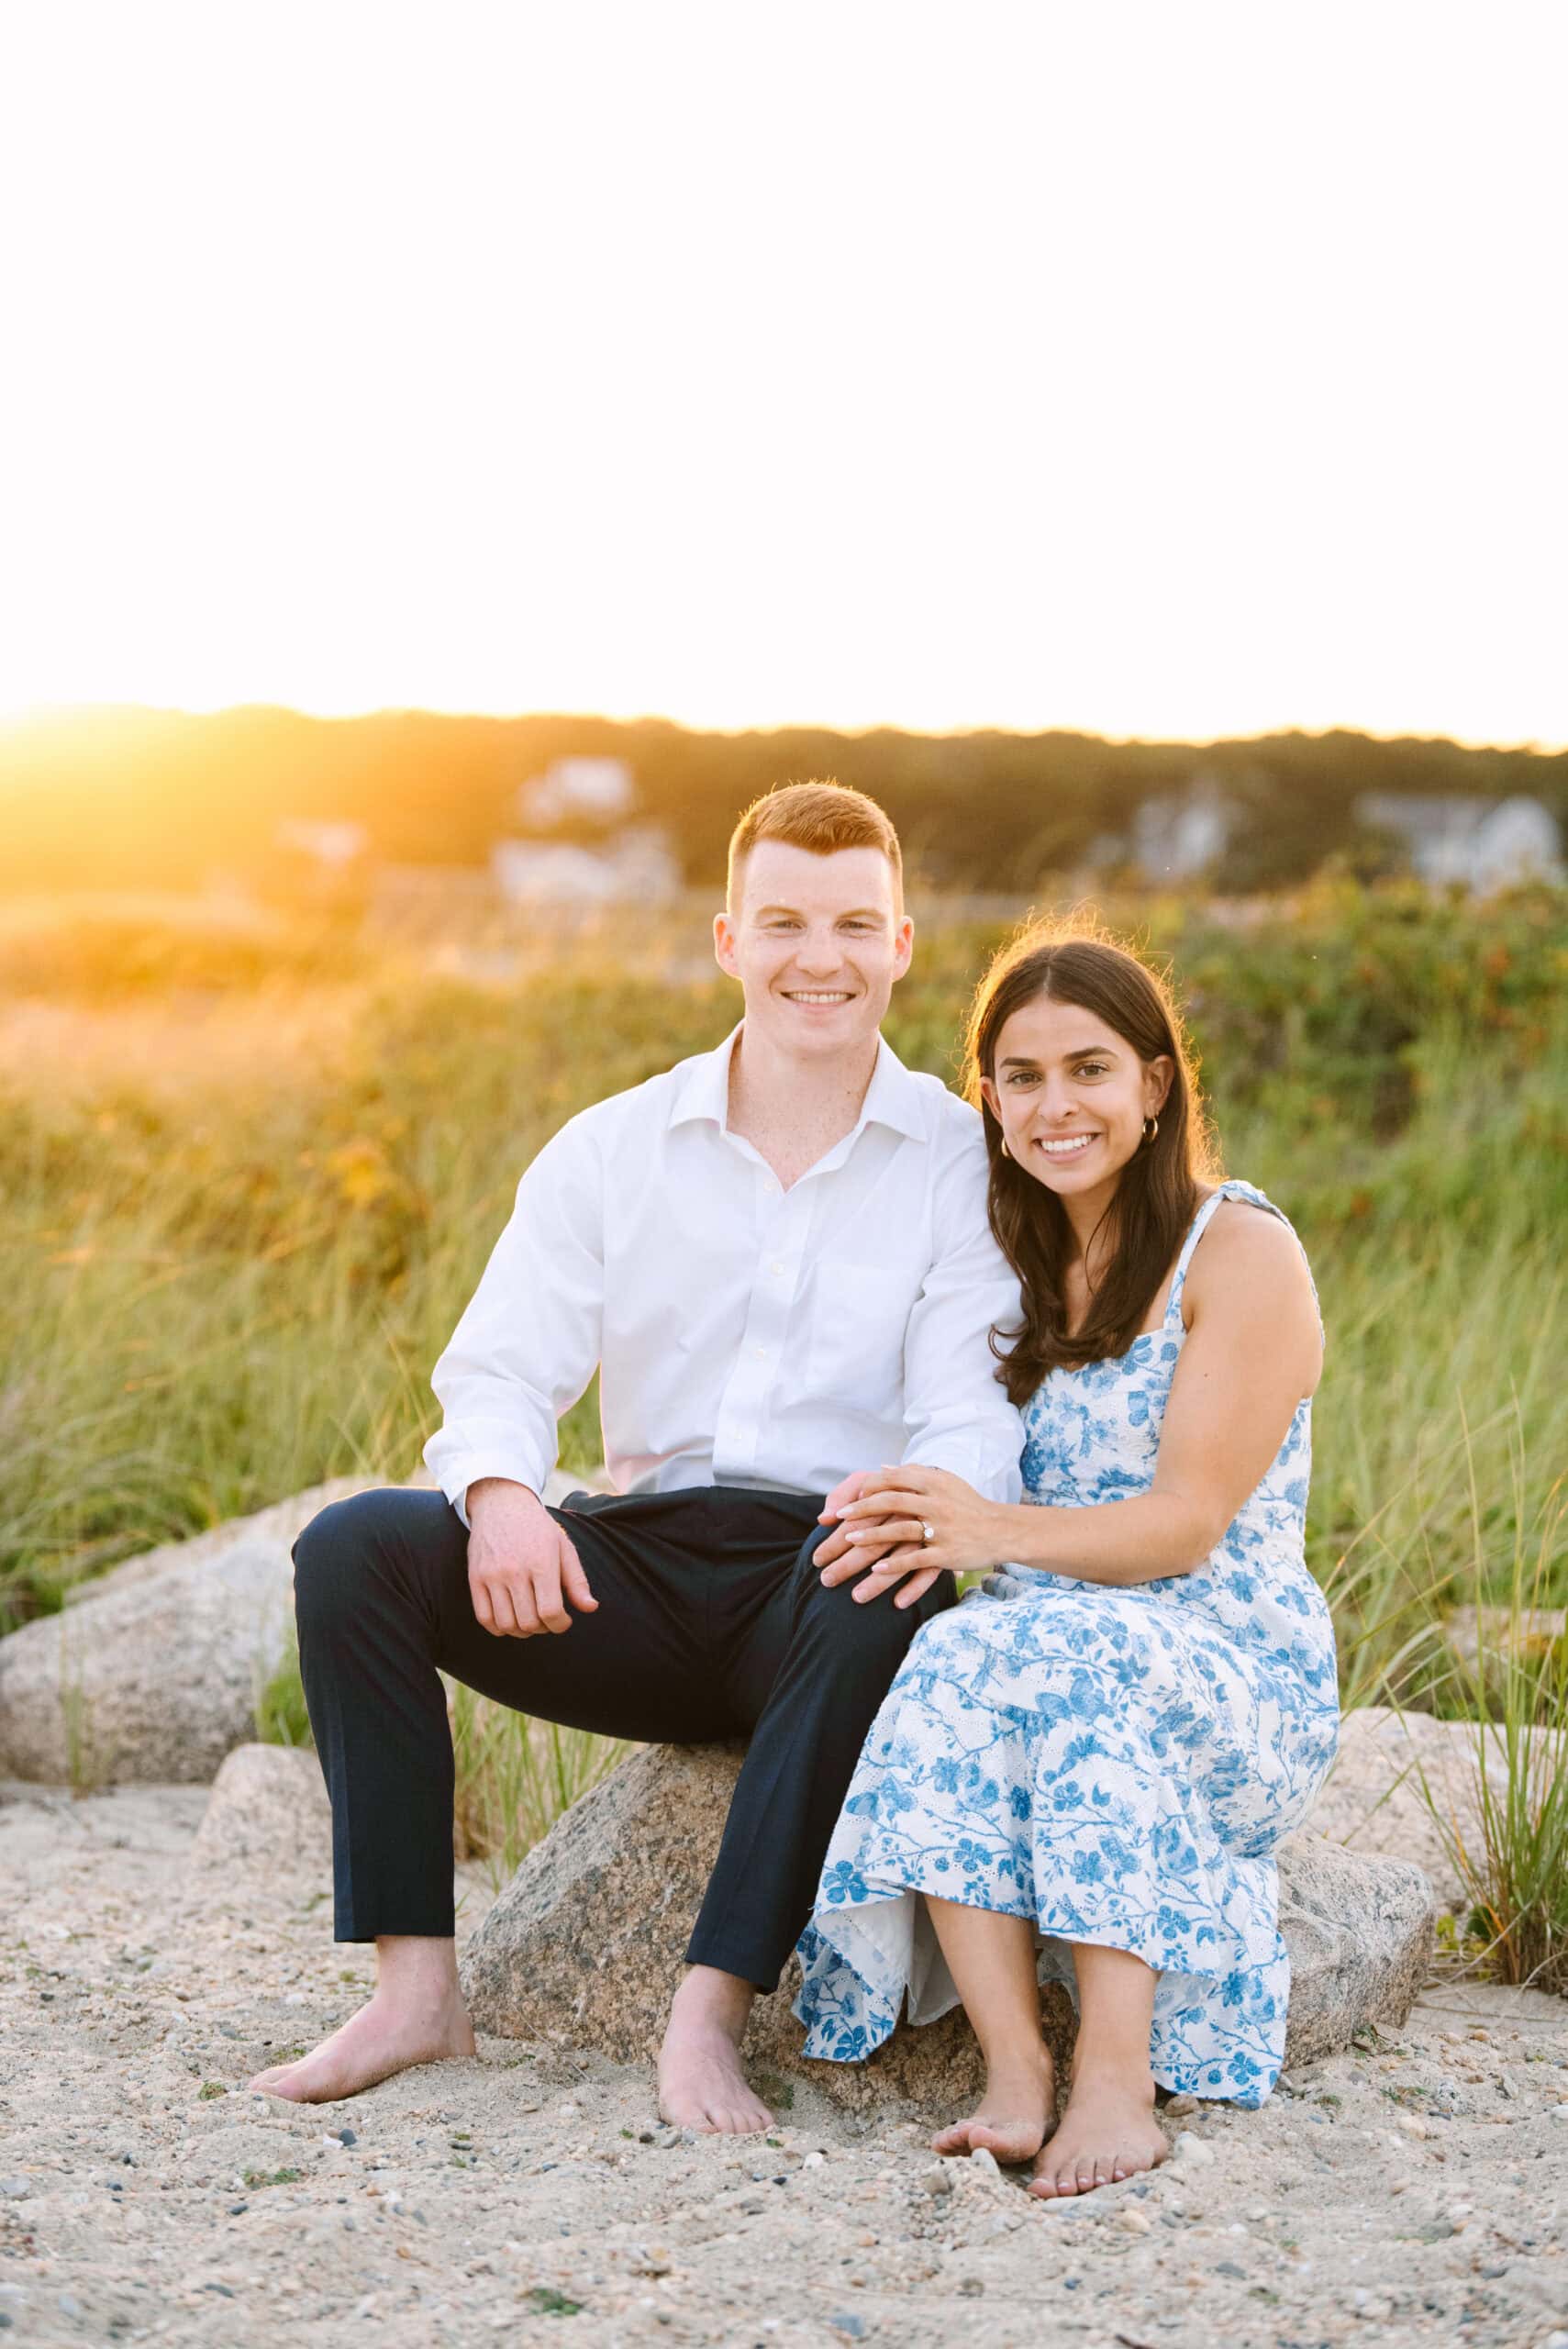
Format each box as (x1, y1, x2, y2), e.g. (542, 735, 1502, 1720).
(794, 1181, 1340, 2107)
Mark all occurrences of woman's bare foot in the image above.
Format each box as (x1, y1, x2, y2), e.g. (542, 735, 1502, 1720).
(932, 2044, 1057, 2165)
(656, 1965, 773, 2135)
(250, 1958, 475, 2104)
(1027, 2067, 1169, 2198)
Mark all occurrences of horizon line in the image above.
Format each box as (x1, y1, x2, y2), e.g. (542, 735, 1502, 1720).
(4, 699, 1564, 760)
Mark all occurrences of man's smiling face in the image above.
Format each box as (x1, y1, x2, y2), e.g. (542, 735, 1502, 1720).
(714, 840, 913, 1060)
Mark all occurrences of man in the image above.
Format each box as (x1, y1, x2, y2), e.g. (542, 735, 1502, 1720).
(253, 780, 1022, 2133)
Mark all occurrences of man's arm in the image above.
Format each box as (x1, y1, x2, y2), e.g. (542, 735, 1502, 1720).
(423, 1117, 605, 1529)
(896, 1136, 1025, 1506)
(817, 1130, 1023, 1598)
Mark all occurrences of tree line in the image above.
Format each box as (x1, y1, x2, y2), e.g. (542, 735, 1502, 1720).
(3, 705, 1563, 895)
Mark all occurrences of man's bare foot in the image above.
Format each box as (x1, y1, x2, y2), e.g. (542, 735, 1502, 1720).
(1027, 2067, 1169, 2198)
(656, 1965, 772, 2135)
(249, 1986, 475, 2105)
(932, 2044, 1056, 2165)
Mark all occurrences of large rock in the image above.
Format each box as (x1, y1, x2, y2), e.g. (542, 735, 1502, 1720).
(1303, 1704, 1556, 1918)
(0, 1535, 298, 1785)
(0, 1464, 605, 1785)
(188, 1741, 333, 1878)
(460, 1742, 1438, 2112)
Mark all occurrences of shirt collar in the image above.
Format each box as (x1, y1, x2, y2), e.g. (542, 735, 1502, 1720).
(669, 1025, 928, 1143)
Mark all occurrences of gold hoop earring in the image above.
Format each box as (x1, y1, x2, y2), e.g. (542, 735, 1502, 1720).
(1142, 1115, 1159, 1145)
(999, 1136, 1011, 1160)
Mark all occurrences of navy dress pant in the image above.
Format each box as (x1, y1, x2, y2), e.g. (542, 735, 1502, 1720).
(291, 1483, 956, 1991)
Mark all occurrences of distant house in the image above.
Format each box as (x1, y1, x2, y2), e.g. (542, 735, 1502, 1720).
(514, 756, 637, 829)
(1355, 795, 1562, 891)
(1131, 780, 1234, 882)
(491, 825, 680, 907)
(276, 818, 368, 869)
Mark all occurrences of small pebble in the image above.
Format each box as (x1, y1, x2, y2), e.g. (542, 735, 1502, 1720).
(828, 2316, 865, 2340)
(968, 2145, 1002, 2176)
(1117, 2205, 1152, 2234)
(1164, 2092, 1199, 2117)
(924, 2168, 953, 2199)
(1171, 2132, 1214, 2167)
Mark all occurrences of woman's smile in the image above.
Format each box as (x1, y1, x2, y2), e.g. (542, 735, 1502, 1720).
(1034, 1130, 1101, 1160)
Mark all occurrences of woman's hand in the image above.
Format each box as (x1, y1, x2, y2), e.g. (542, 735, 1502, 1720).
(817, 1464, 1009, 1596)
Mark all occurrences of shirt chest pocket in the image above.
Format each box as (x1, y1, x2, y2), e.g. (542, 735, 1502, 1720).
(804, 1261, 913, 1420)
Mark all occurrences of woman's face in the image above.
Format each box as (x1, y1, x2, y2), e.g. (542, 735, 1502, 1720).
(980, 995, 1172, 1203)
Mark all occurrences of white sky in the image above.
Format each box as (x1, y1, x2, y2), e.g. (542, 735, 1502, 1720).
(1, 1, 1563, 746)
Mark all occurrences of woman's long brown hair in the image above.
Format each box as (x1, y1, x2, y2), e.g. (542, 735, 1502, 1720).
(963, 924, 1219, 1403)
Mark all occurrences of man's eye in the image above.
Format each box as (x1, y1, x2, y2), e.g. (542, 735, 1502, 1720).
(1075, 1061, 1109, 1076)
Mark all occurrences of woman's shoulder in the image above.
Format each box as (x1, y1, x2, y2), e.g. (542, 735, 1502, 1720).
(1184, 1186, 1318, 1315)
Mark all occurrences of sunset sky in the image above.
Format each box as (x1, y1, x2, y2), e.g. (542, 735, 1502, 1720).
(1, 2, 1563, 748)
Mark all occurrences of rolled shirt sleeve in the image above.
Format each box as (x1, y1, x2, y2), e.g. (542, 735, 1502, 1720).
(423, 1116, 605, 1527)
(899, 1131, 1025, 1505)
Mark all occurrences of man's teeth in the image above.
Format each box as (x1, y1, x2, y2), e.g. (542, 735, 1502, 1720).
(1037, 1134, 1096, 1157)
(789, 991, 851, 1003)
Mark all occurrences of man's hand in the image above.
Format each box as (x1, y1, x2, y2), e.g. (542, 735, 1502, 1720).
(465, 1478, 598, 1638)
(815, 1464, 943, 1610)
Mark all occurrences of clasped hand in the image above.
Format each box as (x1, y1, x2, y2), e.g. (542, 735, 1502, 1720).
(815, 1464, 1006, 1608)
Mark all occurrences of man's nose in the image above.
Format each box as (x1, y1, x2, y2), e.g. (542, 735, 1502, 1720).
(795, 931, 845, 974)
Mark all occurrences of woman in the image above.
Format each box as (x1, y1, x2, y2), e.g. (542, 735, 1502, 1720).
(793, 927, 1339, 2199)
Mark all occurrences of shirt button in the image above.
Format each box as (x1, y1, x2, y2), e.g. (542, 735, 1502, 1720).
(771, 1261, 784, 1275)
(754, 1345, 767, 1358)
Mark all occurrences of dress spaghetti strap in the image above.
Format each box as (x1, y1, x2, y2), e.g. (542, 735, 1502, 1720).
(1165, 1179, 1322, 1341)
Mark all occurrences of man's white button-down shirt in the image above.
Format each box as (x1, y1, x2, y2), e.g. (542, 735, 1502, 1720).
(424, 1026, 1026, 1521)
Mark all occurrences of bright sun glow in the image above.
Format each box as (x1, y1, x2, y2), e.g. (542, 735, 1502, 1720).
(0, 1, 1563, 746)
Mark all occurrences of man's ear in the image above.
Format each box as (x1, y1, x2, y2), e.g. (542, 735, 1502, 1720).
(713, 907, 740, 978)
(890, 913, 915, 982)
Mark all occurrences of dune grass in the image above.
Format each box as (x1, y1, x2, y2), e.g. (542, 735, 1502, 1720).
(4, 883, 1565, 1948)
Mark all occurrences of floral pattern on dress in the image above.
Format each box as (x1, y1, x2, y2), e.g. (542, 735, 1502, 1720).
(794, 1181, 1340, 2107)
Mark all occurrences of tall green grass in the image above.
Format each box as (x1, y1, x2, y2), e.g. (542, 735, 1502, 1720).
(4, 884, 1565, 1924)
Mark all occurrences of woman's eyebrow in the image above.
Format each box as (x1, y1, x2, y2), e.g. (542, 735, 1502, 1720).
(997, 1045, 1116, 1069)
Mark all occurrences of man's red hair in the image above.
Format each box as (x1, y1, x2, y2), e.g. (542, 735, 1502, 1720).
(726, 780, 903, 909)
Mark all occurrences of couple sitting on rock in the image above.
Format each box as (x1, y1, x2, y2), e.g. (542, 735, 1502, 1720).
(255, 780, 1339, 2201)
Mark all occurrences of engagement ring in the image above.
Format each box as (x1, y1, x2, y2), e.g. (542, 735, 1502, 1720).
(920, 1520, 935, 1545)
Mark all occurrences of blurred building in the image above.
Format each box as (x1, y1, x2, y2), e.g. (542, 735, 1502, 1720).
(513, 756, 637, 829)
(275, 819, 369, 869)
(1355, 794, 1562, 891)
(1130, 778, 1234, 881)
(491, 826, 680, 906)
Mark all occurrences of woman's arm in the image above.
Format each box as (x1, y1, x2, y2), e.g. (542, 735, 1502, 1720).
(826, 1201, 1323, 1595)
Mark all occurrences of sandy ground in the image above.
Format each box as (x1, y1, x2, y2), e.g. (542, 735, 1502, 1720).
(3, 1782, 1567, 2349)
